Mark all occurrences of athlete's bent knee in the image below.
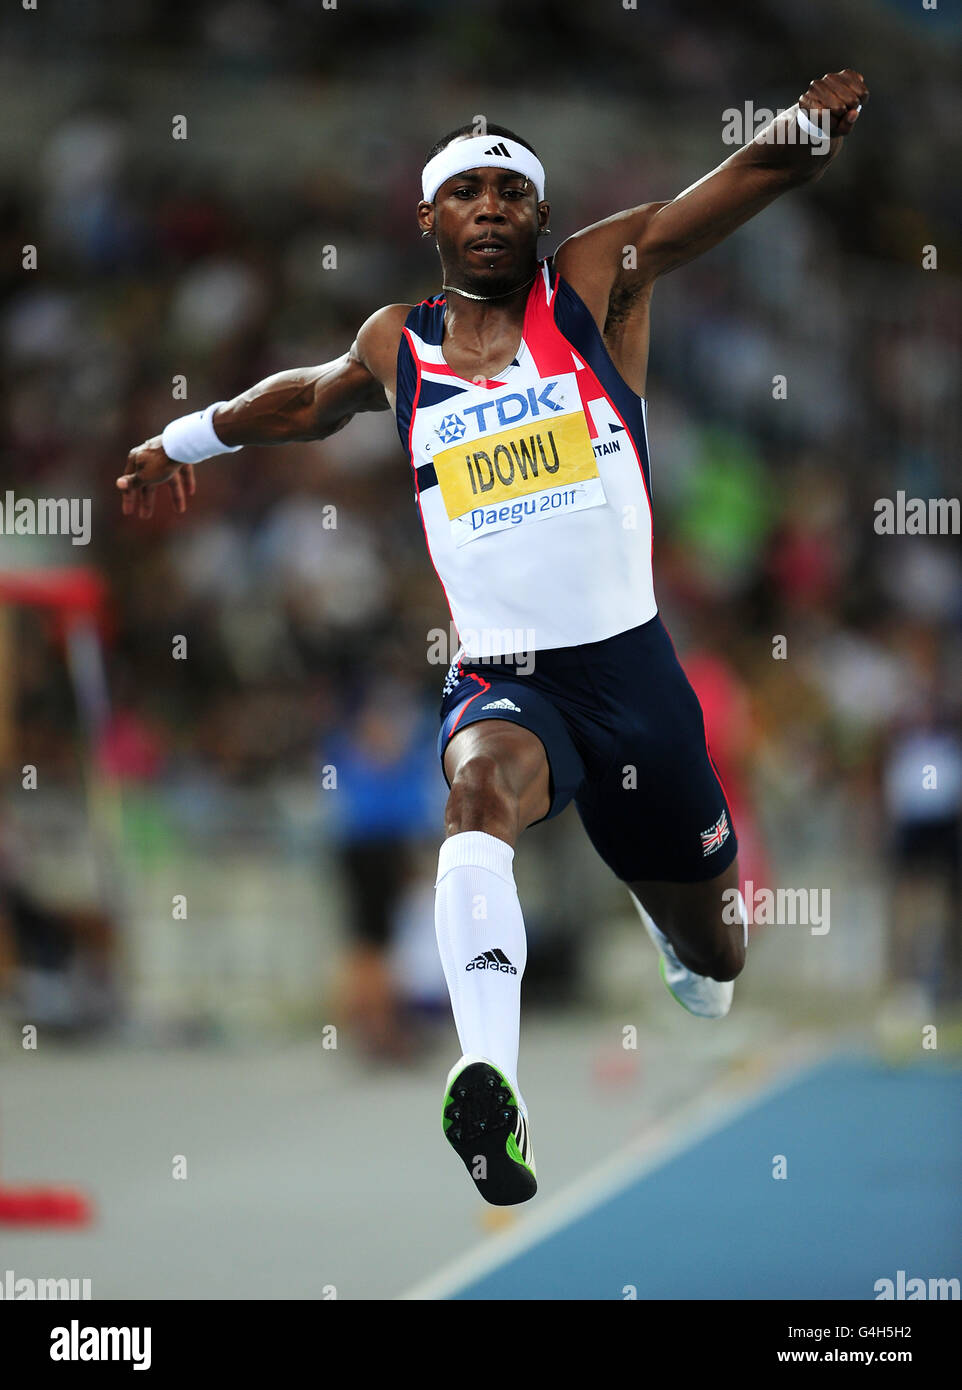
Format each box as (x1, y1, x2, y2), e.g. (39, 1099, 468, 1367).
(445, 753, 520, 842)
(703, 934, 746, 983)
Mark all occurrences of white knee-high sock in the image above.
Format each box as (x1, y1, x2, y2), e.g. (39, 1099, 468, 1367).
(435, 831, 528, 1111)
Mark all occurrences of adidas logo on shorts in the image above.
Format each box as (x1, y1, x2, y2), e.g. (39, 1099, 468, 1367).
(481, 698, 521, 712)
(466, 948, 517, 975)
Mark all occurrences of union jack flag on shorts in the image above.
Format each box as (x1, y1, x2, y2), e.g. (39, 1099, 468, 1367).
(700, 809, 730, 856)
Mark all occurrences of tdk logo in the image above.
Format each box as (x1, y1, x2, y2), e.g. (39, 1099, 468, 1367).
(463, 382, 563, 433)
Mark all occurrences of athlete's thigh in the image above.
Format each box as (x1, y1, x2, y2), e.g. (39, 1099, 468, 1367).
(443, 718, 551, 829)
(573, 613, 738, 887)
(437, 654, 587, 829)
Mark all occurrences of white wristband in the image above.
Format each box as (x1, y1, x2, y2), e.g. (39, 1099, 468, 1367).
(796, 107, 831, 143)
(161, 402, 243, 464)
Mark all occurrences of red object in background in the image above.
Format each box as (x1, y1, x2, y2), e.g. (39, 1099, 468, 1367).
(0, 1185, 94, 1227)
(684, 648, 772, 897)
(590, 1046, 643, 1089)
(767, 524, 840, 610)
(0, 1097, 94, 1228)
(96, 709, 166, 781)
(0, 567, 112, 648)
(0, 568, 105, 615)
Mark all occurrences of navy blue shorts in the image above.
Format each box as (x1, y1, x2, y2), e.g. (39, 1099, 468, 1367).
(437, 615, 738, 884)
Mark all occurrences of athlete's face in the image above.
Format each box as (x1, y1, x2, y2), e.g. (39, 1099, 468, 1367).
(418, 160, 549, 290)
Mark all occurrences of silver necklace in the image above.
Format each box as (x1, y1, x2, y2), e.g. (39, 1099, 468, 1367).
(441, 273, 537, 302)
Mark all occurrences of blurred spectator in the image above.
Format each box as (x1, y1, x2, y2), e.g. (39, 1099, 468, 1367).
(0, 819, 119, 1032)
(319, 681, 443, 1056)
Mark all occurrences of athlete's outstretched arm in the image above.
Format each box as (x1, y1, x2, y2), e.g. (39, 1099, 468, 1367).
(117, 306, 402, 519)
(558, 69, 867, 298)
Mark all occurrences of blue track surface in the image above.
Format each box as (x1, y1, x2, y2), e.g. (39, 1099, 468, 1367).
(453, 1056, 962, 1300)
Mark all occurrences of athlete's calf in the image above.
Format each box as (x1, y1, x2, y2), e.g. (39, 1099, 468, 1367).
(629, 861, 746, 982)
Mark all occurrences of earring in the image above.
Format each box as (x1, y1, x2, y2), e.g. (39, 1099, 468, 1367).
(538, 227, 552, 236)
(421, 229, 434, 239)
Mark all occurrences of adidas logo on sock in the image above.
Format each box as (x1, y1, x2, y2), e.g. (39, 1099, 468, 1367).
(466, 948, 517, 975)
(481, 698, 521, 712)
(483, 141, 512, 157)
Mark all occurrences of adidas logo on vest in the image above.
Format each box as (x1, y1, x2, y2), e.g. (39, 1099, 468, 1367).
(466, 948, 517, 975)
(481, 697, 521, 712)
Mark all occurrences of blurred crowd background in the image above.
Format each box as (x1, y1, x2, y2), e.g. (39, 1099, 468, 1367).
(0, 0, 959, 1054)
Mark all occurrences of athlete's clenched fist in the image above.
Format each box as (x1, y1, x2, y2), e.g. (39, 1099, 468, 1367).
(799, 69, 868, 138)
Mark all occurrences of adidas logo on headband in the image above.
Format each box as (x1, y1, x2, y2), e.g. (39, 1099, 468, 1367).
(421, 134, 546, 204)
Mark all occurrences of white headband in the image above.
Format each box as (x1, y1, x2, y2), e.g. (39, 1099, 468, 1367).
(421, 134, 545, 204)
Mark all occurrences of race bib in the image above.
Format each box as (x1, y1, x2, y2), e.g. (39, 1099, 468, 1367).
(433, 406, 606, 546)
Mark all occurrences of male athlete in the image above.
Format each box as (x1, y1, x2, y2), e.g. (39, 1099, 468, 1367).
(118, 70, 868, 1205)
